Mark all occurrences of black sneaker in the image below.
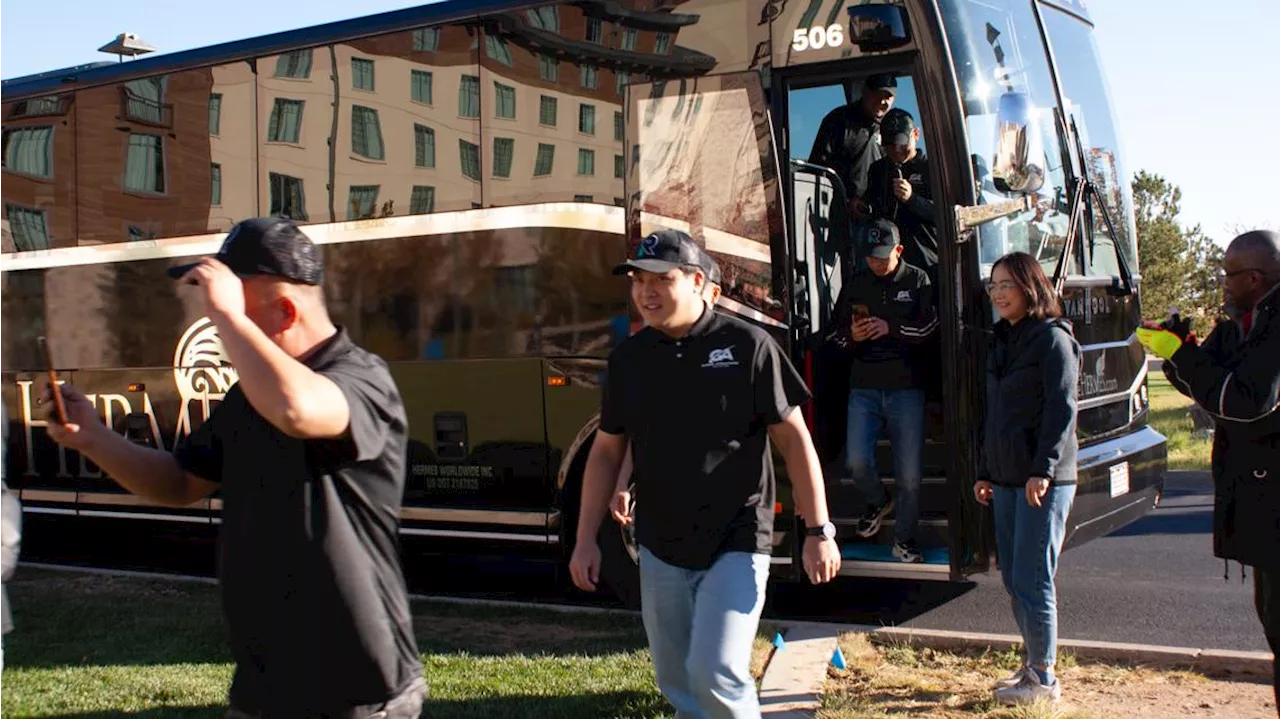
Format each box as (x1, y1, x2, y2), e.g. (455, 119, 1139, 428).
(853, 498, 894, 538)
(892, 539, 923, 563)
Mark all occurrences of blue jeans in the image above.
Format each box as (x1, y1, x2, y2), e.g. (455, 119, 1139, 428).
(638, 546, 770, 719)
(992, 483, 1075, 669)
(845, 388, 925, 543)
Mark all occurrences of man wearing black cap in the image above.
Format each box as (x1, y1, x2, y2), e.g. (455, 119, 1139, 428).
(864, 108, 938, 281)
(569, 229, 840, 718)
(43, 217, 426, 719)
(808, 73, 898, 213)
(829, 218, 937, 564)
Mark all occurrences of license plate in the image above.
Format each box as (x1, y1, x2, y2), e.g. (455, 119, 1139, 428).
(1109, 462, 1131, 498)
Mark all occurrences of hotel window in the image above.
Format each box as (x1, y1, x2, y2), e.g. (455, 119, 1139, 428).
(586, 18, 603, 43)
(534, 143, 555, 176)
(655, 33, 672, 54)
(525, 7, 559, 31)
(492, 137, 514, 178)
(351, 106, 385, 160)
(622, 29, 637, 50)
(267, 99, 304, 143)
(614, 154, 624, 179)
(413, 28, 439, 51)
(460, 140, 481, 181)
(269, 173, 306, 220)
(485, 36, 513, 66)
(208, 94, 222, 135)
(411, 70, 433, 104)
(614, 111, 624, 141)
(210, 163, 222, 205)
(347, 185, 380, 220)
(1, 126, 53, 177)
(580, 64, 598, 89)
(539, 54, 559, 81)
(274, 49, 312, 78)
(410, 185, 436, 214)
(4, 205, 49, 251)
(577, 148, 595, 176)
(579, 104, 595, 135)
(351, 58, 375, 91)
(539, 95, 557, 126)
(616, 71, 629, 96)
(459, 75, 480, 118)
(415, 124, 436, 168)
(124, 133, 164, 194)
(494, 82, 516, 119)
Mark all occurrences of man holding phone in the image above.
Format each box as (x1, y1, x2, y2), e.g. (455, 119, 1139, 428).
(830, 218, 937, 563)
(40, 217, 426, 719)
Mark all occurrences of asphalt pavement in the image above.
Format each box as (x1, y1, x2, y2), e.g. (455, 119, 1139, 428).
(766, 470, 1267, 652)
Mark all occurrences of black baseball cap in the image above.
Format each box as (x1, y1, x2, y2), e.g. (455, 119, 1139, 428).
(697, 246, 723, 285)
(881, 108, 916, 146)
(864, 218, 902, 259)
(166, 216, 324, 285)
(864, 74, 897, 96)
(612, 229, 716, 277)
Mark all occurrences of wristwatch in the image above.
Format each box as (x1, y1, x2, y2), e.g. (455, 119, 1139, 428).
(804, 521, 837, 541)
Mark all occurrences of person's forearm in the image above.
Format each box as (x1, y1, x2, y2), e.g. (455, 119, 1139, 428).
(773, 418, 830, 526)
(80, 429, 200, 507)
(577, 440, 625, 544)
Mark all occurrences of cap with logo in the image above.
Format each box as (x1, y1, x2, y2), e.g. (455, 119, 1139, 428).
(864, 218, 902, 259)
(880, 108, 916, 147)
(166, 216, 325, 285)
(696, 246, 723, 286)
(864, 73, 898, 96)
(613, 229, 717, 278)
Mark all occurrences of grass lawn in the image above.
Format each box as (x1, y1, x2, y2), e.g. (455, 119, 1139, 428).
(0, 568, 775, 719)
(1146, 373, 1212, 471)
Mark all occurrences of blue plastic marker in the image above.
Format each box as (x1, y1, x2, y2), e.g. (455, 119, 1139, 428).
(830, 646, 846, 669)
(773, 632, 786, 650)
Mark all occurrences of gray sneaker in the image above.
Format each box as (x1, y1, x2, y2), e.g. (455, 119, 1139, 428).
(994, 673, 1061, 705)
(892, 540, 923, 563)
(853, 498, 894, 538)
(993, 665, 1029, 689)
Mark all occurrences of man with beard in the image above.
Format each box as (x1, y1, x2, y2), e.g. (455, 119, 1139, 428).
(1139, 229, 1280, 707)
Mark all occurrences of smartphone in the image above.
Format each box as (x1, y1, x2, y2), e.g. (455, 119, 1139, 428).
(852, 304, 870, 320)
(37, 336, 68, 426)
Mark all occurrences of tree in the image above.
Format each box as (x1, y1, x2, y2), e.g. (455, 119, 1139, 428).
(1133, 170, 1222, 336)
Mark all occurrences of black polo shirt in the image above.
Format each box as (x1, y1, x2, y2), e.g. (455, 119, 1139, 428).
(600, 307, 811, 570)
(175, 327, 422, 716)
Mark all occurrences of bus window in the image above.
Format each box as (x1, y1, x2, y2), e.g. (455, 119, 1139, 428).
(1041, 5, 1139, 278)
(940, 0, 1078, 279)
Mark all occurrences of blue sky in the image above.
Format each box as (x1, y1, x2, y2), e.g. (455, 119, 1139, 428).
(3, 0, 1275, 244)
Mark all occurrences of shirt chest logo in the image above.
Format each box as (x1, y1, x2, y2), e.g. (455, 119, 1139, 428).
(702, 346, 739, 368)
(894, 290, 913, 303)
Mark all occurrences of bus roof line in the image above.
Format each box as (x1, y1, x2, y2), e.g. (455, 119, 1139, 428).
(0, 0, 543, 101)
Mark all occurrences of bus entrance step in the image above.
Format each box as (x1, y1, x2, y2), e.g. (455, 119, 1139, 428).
(839, 543, 949, 565)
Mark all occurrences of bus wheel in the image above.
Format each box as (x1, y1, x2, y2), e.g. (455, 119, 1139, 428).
(597, 483, 641, 609)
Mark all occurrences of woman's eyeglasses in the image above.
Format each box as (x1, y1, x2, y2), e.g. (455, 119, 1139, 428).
(985, 280, 1018, 294)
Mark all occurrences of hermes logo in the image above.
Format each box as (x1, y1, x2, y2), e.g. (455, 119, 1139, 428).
(703, 346, 739, 368)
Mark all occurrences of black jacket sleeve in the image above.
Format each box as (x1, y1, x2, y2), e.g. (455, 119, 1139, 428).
(808, 111, 840, 172)
(1167, 318, 1280, 423)
(1162, 322, 1227, 400)
(1031, 327, 1080, 480)
(890, 279, 938, 345)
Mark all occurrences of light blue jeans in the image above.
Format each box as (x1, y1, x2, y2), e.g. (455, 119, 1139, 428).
(845, 388, 925, 543)
(638, 546, 771, 719)
(992, 483, 1076, 669)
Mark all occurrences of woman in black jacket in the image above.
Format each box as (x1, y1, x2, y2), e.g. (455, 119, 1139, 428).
(974, 252, 1081, 706)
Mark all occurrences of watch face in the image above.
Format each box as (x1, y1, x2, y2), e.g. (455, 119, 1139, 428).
(823, 522, 836, 540)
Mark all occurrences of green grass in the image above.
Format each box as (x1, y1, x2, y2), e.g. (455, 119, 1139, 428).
(0, 568, 674, 719)
(1146, 373, 1212, 471)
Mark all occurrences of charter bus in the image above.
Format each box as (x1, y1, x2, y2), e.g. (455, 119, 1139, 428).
(1, 0, 1166, 605)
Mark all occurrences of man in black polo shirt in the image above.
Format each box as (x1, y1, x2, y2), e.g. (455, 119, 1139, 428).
(830, 218, 937, 564)
(569, 230, 840, 719)
(43, 217, 425, 719)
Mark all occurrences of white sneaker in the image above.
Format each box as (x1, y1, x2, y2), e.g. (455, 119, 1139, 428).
(994, 673, 1061, 705)
(993, 665, 1029, 689)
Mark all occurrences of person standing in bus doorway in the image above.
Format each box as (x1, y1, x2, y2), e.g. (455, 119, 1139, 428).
(570, 229, 841, 719)
(808, 74, 897, 217)
(40, 217, 427, 719)
(1140, 229, 1280, 708)
(830, 218, 937, 563)
(863, 109, 939, 284)
(974, 252, 1080, 705)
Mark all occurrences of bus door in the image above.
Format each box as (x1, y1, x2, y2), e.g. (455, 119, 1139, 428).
(780, 66, 955, 580)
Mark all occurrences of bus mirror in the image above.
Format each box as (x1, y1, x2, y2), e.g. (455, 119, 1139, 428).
(846, 5, 912, 52)
(992, 92, 1047, 195)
